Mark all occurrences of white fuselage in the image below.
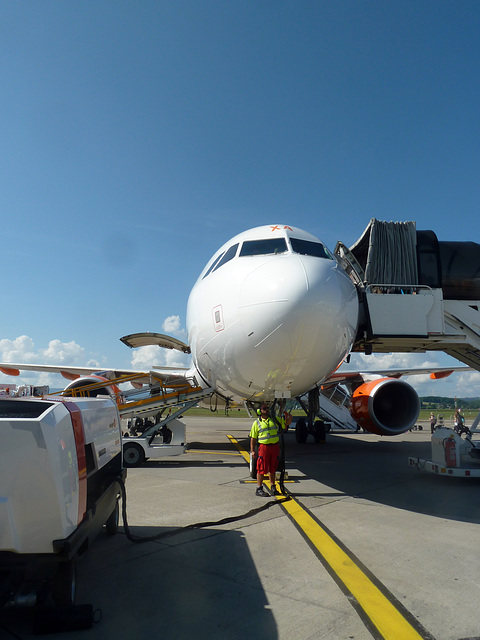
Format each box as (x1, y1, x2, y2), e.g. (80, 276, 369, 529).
(186, 225, 359, 403)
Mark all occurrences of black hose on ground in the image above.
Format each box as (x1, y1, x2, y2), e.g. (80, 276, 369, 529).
(115, 477, 290, 545)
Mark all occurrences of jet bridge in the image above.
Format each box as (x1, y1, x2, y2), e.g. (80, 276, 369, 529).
(336, 219, 480, 371)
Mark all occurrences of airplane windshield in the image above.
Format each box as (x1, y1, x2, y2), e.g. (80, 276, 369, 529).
(239, 238, 288, 257)
(203, 252, 225, 278)
(290, 238, 333, 260)
(202, 243, 240, 278)
(213, 243, 238, 272)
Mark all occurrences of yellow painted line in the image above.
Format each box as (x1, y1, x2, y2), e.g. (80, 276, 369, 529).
(227, 433, 428, 640)
(187, 450, 239, 456)
(227, 434, 250, 464)
(280, 499, 424, 640)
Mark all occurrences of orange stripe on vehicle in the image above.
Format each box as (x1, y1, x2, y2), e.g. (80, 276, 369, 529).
(64, 401, 87, 524)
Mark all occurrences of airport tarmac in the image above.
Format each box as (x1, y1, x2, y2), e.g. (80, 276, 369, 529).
(2, 415, 480, 640)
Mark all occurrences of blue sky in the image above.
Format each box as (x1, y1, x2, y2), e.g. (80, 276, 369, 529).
(1, 1, 480, 398)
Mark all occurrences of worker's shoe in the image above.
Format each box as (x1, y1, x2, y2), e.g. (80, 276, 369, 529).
(255, 486, 270, 497)
(269, 485, 279, 496)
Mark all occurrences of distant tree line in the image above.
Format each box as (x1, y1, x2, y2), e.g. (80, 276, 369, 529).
(420, 396, 480, 410)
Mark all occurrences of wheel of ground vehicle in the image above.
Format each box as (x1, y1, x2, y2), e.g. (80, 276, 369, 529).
(123, 442, 146, 467)
(295, 418, 308, 443)
(105, 498, 120, 535)
(51, 559, 76, 607)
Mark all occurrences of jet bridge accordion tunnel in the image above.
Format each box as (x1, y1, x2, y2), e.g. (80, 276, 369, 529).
(416, 230, 480, 301)
(346, 219, 480, 301)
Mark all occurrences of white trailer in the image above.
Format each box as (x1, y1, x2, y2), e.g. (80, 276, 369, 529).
(408, 425, 480, 477)
(0, 395, 126, 609)
(121, 402, 194, 467)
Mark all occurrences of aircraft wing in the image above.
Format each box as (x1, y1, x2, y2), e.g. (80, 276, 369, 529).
(324, 365, 472, 388)
(0, 332, 192, 385)
(0, 362, 191, 385)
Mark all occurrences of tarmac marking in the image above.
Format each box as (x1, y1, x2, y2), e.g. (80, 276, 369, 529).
(239, 479, 297, 484)
(227, 434, 433, 640)
(227, 434, 251, 464)
(187, 449, 239, 456)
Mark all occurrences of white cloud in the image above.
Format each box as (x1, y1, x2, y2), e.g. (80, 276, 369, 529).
(130, 344, 189, 370)
(343, 352, 480, 398)
(42, 339, 86, 363)
(0, 335, 37, 363)
(0, 335, 99, 389)
(162, 315, 180, 333)
(128, 315, 190, 370)
(131, 345, 163, 370)
(162, 315, 186, 339)
(346, 352, 439, 371)
(0, 318, 191, 391)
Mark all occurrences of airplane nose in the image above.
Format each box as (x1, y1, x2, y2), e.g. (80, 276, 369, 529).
(238, 255, 358, 394)
(240, 256, 311, 326)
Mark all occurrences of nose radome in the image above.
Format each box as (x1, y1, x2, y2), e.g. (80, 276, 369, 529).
(240, 255, 308, 304)
(236, 254, 358, 392)
(238, 254, 348, 354)
(238, 257, 309, 337)
(238, 255, 341, 330)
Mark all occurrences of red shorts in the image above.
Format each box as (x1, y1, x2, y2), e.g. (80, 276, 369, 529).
(257, 442, 279, 475)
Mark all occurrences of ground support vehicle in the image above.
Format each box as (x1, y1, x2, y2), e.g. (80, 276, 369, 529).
(408, 423, 480, 477)
(122, 403, 193, 467)
(0, 395, 125, 611)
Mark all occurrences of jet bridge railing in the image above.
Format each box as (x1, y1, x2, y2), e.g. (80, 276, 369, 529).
(363, 284, 445, 336)
(365, 283, 430, 295)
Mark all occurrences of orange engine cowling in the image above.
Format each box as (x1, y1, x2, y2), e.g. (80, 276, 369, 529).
(350, 377, 420, 436)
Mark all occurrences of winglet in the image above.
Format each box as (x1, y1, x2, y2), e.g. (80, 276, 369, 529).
(61, 371, 80, 381)
(0, 367, 20, 376)
(430, 370, 454, 379)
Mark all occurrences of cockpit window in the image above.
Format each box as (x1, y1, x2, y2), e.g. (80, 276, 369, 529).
(213, 243, 238, 272)
(203, 252, 225, 279)
(202, 243, 239, 279)
(290, 238, 333, 259)
(239, 238, 288, 257)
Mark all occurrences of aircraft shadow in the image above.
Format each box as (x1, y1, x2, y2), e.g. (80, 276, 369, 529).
(141, 440, 247, 469)
(237, 432, 480, 525)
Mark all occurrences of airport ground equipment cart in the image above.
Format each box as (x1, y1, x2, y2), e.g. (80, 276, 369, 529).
(121, 402, 196, 466)
(0, 395, 126, 610)
(408, 423, 480, 477)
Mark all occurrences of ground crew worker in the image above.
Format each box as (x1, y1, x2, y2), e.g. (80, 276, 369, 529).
(454, 409, 465, 430)
(250, 403, 288, 497)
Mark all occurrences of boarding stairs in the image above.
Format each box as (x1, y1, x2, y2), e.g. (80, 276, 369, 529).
(318, 386, 358, 431)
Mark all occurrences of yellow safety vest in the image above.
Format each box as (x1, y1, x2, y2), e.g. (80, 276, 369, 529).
(253, 417, 281, 445)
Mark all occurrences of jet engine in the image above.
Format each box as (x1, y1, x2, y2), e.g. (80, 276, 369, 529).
(63, 375, 122, 402)
(350, 377, 420, 435)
